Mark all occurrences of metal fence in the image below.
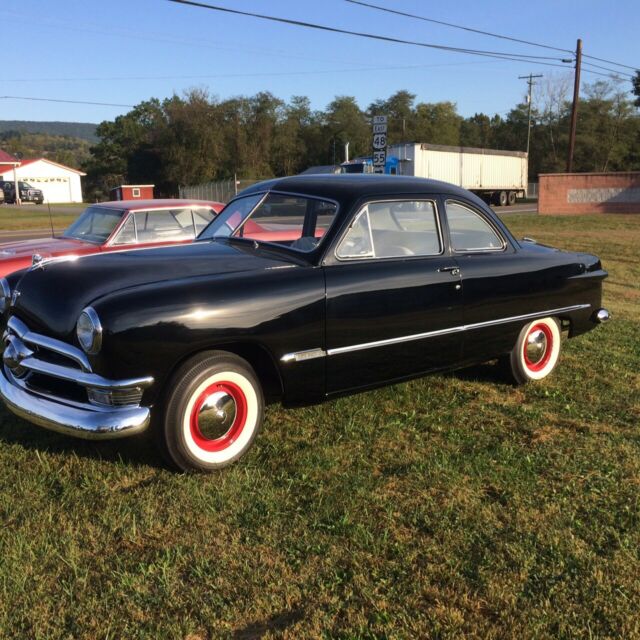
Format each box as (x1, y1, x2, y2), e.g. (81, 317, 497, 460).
(179, 178, 266, 203)
(181, 177, 541, 202)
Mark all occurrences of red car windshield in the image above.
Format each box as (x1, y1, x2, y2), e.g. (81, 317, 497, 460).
(62, 207, 124, 244)
(199, 193, 338, 252)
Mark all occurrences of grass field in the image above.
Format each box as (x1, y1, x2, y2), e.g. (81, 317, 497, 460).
(0, 203, 84, 231)
(0, 214, 638, 639)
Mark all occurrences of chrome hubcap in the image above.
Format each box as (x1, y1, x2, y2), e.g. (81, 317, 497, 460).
(196, 390, 237, 440)
(525, 329, 547, 364)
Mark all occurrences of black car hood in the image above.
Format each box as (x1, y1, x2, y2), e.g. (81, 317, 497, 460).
(11, 240, 299, 338)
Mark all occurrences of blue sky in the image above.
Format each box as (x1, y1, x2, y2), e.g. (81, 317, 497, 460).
(1, 0, 637, 124)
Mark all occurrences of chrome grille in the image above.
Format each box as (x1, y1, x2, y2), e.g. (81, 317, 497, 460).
(2, 316, 153, 408)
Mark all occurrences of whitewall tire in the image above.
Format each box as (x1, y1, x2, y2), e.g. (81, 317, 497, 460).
(509, 317, 561, 385)
(160, 352, 264, 471)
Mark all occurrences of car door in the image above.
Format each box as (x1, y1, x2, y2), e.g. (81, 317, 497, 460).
(442, 198, 551, 364)
(323, 198, 464, 395)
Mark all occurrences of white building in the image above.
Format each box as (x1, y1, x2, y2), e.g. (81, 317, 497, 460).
(0, 158, 86, 203)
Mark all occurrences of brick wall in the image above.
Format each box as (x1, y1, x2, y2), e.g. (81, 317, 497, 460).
(538, 172, 640, 215)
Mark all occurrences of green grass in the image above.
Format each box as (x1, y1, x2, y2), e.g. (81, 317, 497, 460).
(0, 203, 85, 231)
(0, 214, 638, 639)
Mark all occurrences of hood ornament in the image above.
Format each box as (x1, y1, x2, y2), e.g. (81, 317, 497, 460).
(11, 289, 20, 306)
(32, 254, 44, 268)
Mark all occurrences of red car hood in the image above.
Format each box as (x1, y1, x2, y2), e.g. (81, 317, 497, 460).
(0, 236, 98, 277)
(0, 236, 96, 258)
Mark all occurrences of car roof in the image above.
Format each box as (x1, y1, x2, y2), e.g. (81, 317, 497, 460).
(239, 174, 476, 202)
(90, 199, 223, 211)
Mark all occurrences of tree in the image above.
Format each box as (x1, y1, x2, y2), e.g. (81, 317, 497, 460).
(368, 90, 416, 143)
(413, 102, 461, 145)
(573, 79, 637, 172)
(324, 96, 370, 163)
(633, 70, 640, 108)
(460, 113, 495, 148)
(158, 90, 223, 190)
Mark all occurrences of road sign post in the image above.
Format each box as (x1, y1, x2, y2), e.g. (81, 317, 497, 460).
(372, 115, 388, 174)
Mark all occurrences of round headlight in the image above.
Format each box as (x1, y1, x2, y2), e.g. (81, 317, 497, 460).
(0, 278, 10, 314)
(76, 306, 102, 354)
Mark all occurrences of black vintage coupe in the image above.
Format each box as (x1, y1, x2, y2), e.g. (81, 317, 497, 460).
(0, 175, 609, 471)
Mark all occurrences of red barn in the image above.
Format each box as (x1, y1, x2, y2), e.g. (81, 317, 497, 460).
(110, 184, 154, 201)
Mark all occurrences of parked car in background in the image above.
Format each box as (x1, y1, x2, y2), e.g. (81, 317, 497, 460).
(2, 180, 45, 205)
(0, 175, 608, 472)
(0, 199, 224, 277)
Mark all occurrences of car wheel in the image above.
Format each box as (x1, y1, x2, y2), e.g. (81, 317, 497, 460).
(498, 191, 508, 207)
(509, 317, 561, 384)
(160, 351, 264, 471)
(508, 191, 516, 206)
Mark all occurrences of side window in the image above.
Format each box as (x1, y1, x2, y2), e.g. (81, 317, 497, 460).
(133, 209, 194, 243)
(113, 215, 136, 245)
(446, 201, 504, 251)
(192, 208, 216, 235)
(336, 200, 441, 260)
(336, 209, 374, 259)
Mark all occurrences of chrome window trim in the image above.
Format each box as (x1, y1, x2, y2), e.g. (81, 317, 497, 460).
(111, 207, 199, 247)
(334, 198, 444, 263)
(61, 205, 126, 246)
(445, 199, 507, 253)
(280, 304, 590, 362)
(110, 211, 138, 246)
(204, 190, 340, 254)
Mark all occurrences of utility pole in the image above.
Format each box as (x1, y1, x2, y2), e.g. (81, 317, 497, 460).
(566, 38, 582, 173)
(518, 73, 543, 157)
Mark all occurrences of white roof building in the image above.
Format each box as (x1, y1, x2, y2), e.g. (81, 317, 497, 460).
(0, 156, 86, 203)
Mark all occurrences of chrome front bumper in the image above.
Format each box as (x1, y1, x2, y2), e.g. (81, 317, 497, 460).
(0, 315, 153, 440)
(0, 366, 151, 439)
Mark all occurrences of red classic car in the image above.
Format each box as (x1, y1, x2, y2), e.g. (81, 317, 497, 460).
(0, 199, 224, 277)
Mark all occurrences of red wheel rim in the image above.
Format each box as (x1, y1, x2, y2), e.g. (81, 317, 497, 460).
(190, 381, 248, 452)
(523, 323, 553, 372)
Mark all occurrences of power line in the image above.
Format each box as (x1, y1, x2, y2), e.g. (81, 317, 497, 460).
(581, 61, 634, 78)
(2, 60, 515, 84)
(0, 96, 135, 108)
(345, 0, 572, 54)
(346, 0, 638, 76)
(582, 54, 638, 72)
(165, 0, 571, 64)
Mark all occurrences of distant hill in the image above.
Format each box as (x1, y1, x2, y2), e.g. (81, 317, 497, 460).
(0, 121, 98, 143)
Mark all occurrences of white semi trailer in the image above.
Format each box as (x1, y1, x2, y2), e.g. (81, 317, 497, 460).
(388, 142, 528, 206)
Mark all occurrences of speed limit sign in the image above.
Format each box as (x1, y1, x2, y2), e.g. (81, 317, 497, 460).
(372, 115, 388, 172)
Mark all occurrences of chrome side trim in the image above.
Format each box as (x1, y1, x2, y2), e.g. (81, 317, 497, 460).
(7, 316, 92, 372)
(0, 368, 150, 440)
(326, 304, 591, 357)
(280, 348, 326, 363)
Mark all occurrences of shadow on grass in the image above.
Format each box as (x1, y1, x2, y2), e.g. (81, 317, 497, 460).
(0, 407, 168, 470)
(232, 606, 306, 639)
(447, 360, 516, 386)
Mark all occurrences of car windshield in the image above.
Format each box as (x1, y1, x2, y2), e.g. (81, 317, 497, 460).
(19, 182, 33, 189)
(62, 206, 124, 244)
(198, 192, 338, 252)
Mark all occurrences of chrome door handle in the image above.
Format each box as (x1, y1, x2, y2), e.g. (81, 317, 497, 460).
(438, 266, 460, 276)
